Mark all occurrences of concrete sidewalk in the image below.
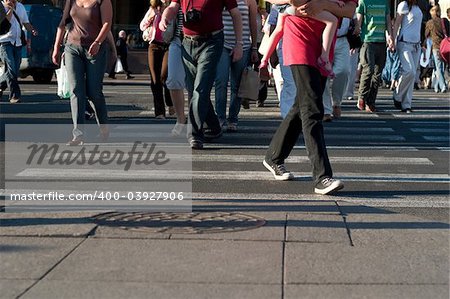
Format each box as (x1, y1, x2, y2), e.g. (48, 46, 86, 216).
(1, 199, 449, 299)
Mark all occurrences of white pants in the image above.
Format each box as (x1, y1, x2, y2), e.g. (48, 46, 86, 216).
(394, 41, 421, 109)
(323, 37, 351, 115)
(344, 49, 359, 99)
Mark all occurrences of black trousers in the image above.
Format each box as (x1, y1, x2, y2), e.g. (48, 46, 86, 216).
(265, 65, 333, 184)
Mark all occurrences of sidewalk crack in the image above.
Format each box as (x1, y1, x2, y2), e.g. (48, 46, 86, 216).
(16, 237, 88, 298)
(335, 202, 355, 247)
(281, 213, 288, 299)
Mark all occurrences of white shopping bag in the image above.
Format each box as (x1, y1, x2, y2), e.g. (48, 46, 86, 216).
(114, 58, 124, 73)
(55, 62, 70, 99)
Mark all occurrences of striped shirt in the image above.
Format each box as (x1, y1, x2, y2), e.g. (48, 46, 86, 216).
(223, 0, 251, 50)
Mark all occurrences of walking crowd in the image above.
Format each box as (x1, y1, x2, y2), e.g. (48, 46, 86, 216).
(1, 0, 449, 195)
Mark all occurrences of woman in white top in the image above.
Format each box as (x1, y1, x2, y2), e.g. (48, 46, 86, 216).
(391, 0, 423, 113)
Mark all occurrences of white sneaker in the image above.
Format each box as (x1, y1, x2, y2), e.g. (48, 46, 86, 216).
(171, 122, 186, 136)
(314, 177, 344, 195)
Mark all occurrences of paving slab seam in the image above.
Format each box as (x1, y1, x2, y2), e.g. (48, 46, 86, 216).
(281, 213, 288, 299)
(87, 235, 285, 243)
(335, 201, 354, 246)
(15, 235, 92, 298)
(0, 234, 94, 238)
(284, 283, 450, 286)
(35, 279, 283, 285)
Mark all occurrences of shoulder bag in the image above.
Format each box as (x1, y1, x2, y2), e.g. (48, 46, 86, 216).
(439, 18, 450, 64)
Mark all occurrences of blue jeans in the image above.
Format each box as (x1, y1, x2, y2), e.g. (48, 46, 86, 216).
(214, 48, 250, 124)
(432, 49, 448, 92)
(182, 32, 224, 142)
(64, 43, 108, 138)
(277, 40, 296, 119)
(0, 42, 22, 99)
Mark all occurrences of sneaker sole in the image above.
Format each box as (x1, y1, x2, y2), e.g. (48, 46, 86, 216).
(263, 160, 294, 181)
(314, 181, 344, 195)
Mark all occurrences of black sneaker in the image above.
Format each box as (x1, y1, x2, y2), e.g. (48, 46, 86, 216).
(204, 128, 222, 140)
(263, 159, 294, 181)
(241, 98, 250, 109)
(314, 177, 344, 195)
(189, 139, 203, 150)
(393, 98, 402, 109)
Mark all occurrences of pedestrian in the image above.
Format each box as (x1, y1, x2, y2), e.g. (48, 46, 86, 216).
(52, 0, 113, 145)
(354, 0, 393, 113)
(265, 5, 296, 119)
(0, 0, 37, 103)
(255, 2, 269, 108)
(259, 0, 357, 194)
(424, 5, 449, 93)
(165, 4, 187, 136)
(214, 0, 258, 132)
(140, 0, 174, 119)
(110, 30, 134, 79)
(392, 0, 423, 113)
(322, 17, 352, 121)
(160, 0, 243, 149)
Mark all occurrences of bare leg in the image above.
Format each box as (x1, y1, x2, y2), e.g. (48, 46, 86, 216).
(313, 11, 338, 77)
(170, 89, 186, 124)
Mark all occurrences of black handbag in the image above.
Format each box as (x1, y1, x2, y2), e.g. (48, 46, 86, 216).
(0, 18, 11, 35)
(347, 19, 362, 50)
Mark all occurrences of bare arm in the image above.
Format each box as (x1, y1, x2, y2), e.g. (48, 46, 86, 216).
(297, 0, 356, 19)
(264, 0, 289, 4)
(260, 13, 285, 68)
(52, 27, 66, 66)
(391, 13, 403, 51)
(88, 0, 113, 56)
(354, 13, 363, 36)
(159, 2, 180, 31)
(248, 0, 259, 63)
(230, 7, 243, 62)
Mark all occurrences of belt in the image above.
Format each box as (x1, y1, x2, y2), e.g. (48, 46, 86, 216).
(337, 35, 347, 38)
(184, 29, 222, 41)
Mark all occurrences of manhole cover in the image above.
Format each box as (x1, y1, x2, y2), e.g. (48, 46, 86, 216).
(92, 212, 266, 234)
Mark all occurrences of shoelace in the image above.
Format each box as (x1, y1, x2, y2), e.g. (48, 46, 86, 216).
(276, 164, 288, 174)
(321, 177, 333, 185)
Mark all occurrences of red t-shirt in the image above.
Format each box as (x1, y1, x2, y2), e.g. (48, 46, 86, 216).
(173, 0, 238, 36)
(282, 1, 357, 75)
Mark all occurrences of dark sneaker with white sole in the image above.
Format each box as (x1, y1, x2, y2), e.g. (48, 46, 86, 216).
(263, 159, 294, 181)
(204, 128, 223, 140)
(314, 177, 344, 195)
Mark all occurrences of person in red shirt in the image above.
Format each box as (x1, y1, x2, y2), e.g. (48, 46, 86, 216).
(160, 0, 243, 149)
(259, 0, 357, 195)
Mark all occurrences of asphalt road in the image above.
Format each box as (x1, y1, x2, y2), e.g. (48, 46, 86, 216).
(1, 77, 449, 223)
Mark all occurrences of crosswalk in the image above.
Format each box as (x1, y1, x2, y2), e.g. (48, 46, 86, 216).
(2, 86, 449, 210)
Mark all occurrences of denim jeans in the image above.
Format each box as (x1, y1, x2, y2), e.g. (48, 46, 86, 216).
(64, 43, 108, 138)
(182, 32, 224, 142)
(432, 49, 448, 92)
(358, 42, 386, 105)
(277, 39, 296, 119)
(266, 65, 332, 184)
(323, 37, 350, 115)
(394, 41, 421, 110)
(214, 47, 250, 125)
(0, 42, 22, 99)
(166, 37, 185, 90)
